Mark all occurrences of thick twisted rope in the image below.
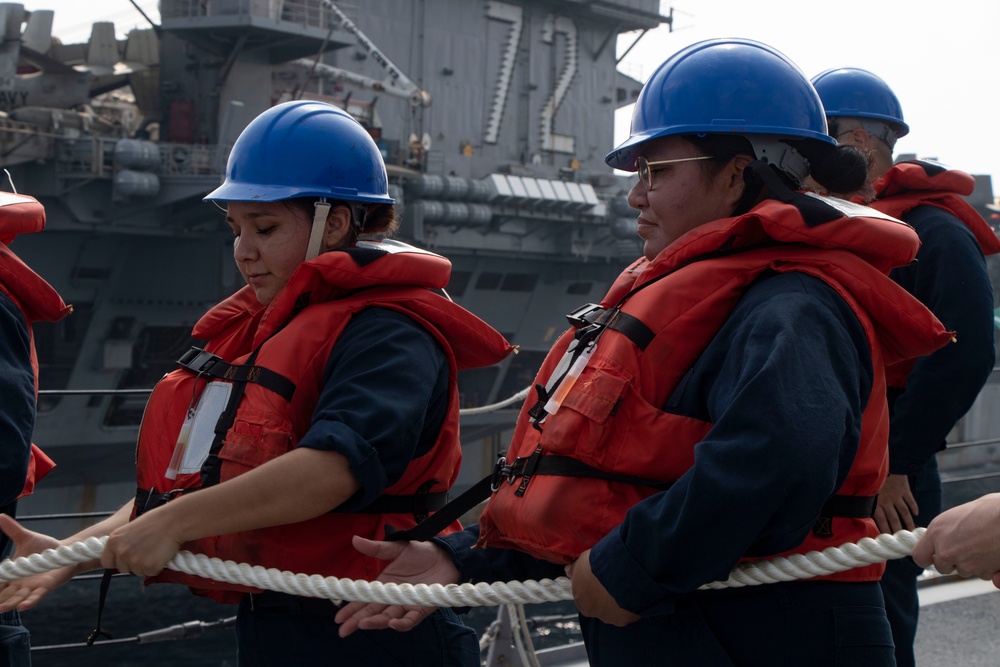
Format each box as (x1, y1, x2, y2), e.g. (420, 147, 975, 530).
(458, 387, 531, 416)
(0, 528, 925, 607)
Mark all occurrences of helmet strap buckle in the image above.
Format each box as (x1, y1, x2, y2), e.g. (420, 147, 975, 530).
(305, 199, 331, 261)
(747, 137, 810, 185)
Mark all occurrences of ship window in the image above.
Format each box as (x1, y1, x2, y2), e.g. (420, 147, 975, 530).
(566, 282, 592, 295)
(500, 273, 538, 292)
(475, 272, 503, 290)
(447, 271, 471, 298)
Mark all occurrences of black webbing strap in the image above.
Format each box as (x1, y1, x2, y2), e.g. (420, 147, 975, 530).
(812, 494, 878, 537)
(199, 346, 265, 489)
(385, 451, 673, 542)
(820, 494, 878, 518)
(384, 475, 493, 543)
(87, 569, 115, 646)
(596, 310, 655, 352)
(497, 450, 672, 497)
(134, 487, 184, 517)
(177, 347, 296, 403)
(334, 491, 449, 518)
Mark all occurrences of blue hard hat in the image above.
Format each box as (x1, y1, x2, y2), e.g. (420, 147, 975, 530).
(606, 38, 834, 171)
(205, 100, 394, 204)
(811, 68, 909, 137)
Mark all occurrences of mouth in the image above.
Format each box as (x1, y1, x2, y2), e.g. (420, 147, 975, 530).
(245, 273, 269, 285)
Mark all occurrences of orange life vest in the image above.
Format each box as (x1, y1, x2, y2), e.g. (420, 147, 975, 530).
(0, 193, 70, 498)
(134, 241, 512, 603)
(873, 161, 1000, 387)
(478, 194, 951, 584)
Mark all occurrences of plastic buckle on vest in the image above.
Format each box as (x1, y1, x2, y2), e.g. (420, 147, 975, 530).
(490, 455, 509, 493)
(566, 303, 605, 329)
(513, 447, 543, 497)
(177, 347, 222, 373)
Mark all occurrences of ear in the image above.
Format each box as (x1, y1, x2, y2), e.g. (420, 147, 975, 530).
(323, 205, 353, 250)
(721, 155, 753, 208)
(838, 127, 871, 150)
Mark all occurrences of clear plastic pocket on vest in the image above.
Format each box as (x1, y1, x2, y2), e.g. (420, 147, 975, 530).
(165, 381, 232, 479)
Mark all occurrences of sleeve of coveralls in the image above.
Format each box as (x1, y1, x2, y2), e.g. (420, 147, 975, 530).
(887, 210, 996, 473)
(433, 524, 566, 585)
(0, 292, 35, 506)
(588, 273, 872, 616)
(296, 307, 449, 510)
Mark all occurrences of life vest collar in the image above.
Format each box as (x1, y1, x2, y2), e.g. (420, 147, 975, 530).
(639, 194, 919, 284)
(872, 161, 1000, 257)
(0, 193, 46, 246)
(0, 245, 70, 323)
(875, 160, 974, 198)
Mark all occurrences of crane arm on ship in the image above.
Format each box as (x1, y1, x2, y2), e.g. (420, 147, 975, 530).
(292, 58, 430, 107)
(307, 0, 432, 108)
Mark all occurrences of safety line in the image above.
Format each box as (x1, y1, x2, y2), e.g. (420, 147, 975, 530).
(0, 529, 925, 607)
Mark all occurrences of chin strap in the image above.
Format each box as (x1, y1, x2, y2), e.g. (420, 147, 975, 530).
(304, 199, 331, 261)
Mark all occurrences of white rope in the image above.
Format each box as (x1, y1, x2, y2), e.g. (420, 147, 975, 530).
(458, 386, 531, 416)
(0, 529, 926, 607)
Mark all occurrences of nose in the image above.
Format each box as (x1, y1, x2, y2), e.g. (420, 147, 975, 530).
(233, 234, 257, 263)
(626, 177, 646, 210)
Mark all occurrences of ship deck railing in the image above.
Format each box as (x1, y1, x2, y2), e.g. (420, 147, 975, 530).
(161, 0, 360, 31)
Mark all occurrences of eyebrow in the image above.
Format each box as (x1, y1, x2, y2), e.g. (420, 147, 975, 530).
(226, 210, 279, 223)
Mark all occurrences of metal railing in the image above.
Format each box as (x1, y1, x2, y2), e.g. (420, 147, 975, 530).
(160, 0, 358, 30)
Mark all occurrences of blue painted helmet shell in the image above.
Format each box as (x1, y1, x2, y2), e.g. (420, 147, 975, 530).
(811, 67, 909, 137)
(205, 100, 394, 204)
(606, 38, 834, 171)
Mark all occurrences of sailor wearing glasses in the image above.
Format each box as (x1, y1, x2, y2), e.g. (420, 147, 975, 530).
(338, 39, 952, 666)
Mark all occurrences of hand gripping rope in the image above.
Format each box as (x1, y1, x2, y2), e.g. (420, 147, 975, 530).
(0, 529, 924, 607)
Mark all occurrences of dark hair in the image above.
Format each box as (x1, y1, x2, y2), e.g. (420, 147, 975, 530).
(681, 134, 868, 214)
(789, 140, 868, 194)
(363, 203, 400, 237)
(281, 198, 400, 243)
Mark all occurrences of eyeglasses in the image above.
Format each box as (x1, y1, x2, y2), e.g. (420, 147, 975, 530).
(635, 155, 714, 191)
(835, 124, 898, 151)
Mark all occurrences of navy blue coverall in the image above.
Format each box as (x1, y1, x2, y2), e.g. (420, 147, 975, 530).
(438, 272, 897, 666)
(237, 308, 479, 667)
(880, 204, 996, 667)
(0, 290, 36, 664)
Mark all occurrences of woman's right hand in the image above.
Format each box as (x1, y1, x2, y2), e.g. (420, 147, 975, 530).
(334, 535, 460, 637)
(0, 514, 79, 612)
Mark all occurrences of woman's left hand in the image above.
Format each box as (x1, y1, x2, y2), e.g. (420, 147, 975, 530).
(101, 510, 184, 577)
(566, 549, 641, 627)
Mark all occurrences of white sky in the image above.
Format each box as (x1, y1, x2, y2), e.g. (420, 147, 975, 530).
(615, 0, 1000, 191)
(20, 0, 1000, 191)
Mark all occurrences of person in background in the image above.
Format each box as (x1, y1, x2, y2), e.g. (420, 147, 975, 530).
(0, 192, 67, 665)
(912, 492, 1000, 586)
(814, 67, 1000, 667)
(335, 39, 951, 666)
(0, 100, 513, 667)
